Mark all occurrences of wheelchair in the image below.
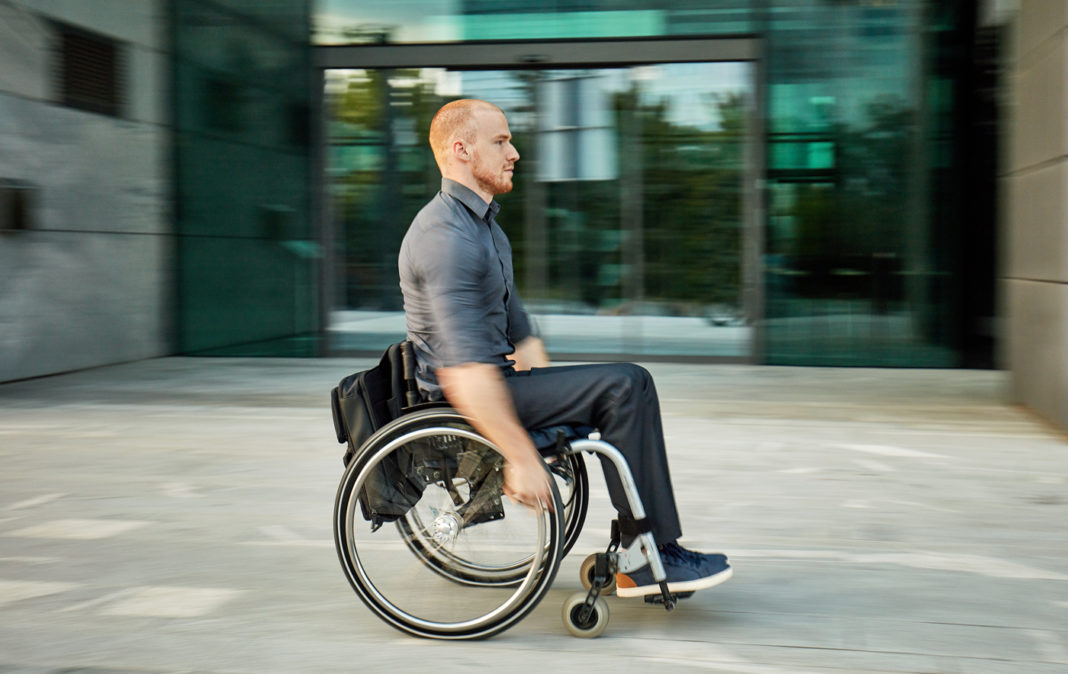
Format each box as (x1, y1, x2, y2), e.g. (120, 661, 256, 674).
(331, 343, 680, 640)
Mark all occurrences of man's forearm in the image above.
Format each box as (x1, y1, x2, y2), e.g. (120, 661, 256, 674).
(435, 362, 540, 466)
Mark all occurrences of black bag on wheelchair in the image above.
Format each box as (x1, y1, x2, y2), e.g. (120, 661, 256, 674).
(332, 342, 411, 463)
(332, 342, 425, 529)
(358, 443, 428, 530)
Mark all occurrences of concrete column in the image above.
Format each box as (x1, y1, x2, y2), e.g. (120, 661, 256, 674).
(1003, 1, 1068, 428)
(0, 0, 171, 381)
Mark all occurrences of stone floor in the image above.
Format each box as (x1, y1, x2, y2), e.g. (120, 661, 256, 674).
(0, 358, 1065, 673)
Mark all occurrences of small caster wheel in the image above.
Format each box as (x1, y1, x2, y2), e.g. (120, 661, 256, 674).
(562, 592, 609, 638)
(579, 553, 616, 595)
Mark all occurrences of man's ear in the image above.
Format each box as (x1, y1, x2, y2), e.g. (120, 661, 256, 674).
(451, 139, 470, 162)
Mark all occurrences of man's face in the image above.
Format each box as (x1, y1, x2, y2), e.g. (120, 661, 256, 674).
(469, 108, 520, 196)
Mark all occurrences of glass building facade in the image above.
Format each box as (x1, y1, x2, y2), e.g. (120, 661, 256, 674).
(175, 0, 993, 366)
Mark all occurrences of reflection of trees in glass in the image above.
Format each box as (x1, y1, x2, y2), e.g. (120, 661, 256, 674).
(630, 88, 744, 314)
(512, 85, 746, 317)
(329, 68, 748, 319)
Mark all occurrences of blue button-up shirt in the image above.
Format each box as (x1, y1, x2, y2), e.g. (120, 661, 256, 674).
(399, 178, 534, 398)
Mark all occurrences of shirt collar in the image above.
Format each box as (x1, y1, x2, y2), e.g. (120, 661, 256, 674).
(441, 178, 499, 222)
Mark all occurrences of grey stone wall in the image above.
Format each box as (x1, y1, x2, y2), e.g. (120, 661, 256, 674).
(1004, 1, 1068, 428)
(0, 1, 171, 381)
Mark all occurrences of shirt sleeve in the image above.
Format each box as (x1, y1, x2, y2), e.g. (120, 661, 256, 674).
(413, 222, 497, 367)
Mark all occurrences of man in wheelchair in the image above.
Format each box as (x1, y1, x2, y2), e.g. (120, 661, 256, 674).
(397, 98, 732, 600)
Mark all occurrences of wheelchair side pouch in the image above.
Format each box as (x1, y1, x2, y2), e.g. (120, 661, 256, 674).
(358, 446, 427, 531)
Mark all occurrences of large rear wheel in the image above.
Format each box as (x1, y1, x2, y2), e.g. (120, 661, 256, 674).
(334, 410, 564, 639)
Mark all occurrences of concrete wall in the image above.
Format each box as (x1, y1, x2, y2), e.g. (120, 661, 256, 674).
(0, 0, 171, 381)
(1004, 1, 1068, 428)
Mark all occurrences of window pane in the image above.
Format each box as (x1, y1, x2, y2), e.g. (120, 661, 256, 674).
(326, 62, 754, 358)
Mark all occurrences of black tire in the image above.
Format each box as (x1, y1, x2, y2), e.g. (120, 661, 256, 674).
(551, 451, 589, 559)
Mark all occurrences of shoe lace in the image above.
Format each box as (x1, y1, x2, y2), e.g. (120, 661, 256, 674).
(658, 542, 703, 570)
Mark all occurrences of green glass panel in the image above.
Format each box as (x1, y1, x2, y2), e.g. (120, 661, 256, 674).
(763, 0, 960, 366)
(314, 1, 754, 44)
(173, 0, 318, 356)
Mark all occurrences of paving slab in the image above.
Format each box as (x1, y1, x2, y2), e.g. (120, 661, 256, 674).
(0, 358, 1065, 673)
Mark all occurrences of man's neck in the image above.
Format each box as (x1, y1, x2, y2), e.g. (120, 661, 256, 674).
(442, 172, 492, 204)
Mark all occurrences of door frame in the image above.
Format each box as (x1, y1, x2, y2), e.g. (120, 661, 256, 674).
(313, 36, 765, 362)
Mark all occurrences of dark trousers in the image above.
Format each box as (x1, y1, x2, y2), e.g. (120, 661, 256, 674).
(504, 362, 683, 544)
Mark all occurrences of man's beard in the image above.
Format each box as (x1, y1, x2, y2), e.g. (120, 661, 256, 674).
(473, 160, 513, 195)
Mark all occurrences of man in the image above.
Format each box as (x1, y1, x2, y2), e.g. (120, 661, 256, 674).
(399, 98, 732, 598)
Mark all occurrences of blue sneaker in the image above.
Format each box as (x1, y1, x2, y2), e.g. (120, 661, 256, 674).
(616, 542, 732, 598)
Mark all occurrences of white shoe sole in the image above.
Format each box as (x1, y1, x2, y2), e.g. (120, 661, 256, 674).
(616, 565, 733, 598)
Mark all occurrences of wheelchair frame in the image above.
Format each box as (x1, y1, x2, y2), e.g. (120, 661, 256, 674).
(331, 344, 679, 639)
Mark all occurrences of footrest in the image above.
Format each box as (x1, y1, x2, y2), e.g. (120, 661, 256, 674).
(643, 591, 693, 605)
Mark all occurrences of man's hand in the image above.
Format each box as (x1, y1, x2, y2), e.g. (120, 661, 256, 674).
(437, 362, 554, 512)
(502, 453, 553, 511)
(511, 336, 550, 371)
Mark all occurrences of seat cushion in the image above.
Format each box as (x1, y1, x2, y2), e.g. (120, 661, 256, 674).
(528, 424, 595, 453)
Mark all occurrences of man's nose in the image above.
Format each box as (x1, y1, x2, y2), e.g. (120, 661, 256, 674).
(509, 144, 520, 161)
